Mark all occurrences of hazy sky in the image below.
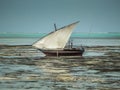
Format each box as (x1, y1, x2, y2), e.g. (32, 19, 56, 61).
(0, 0, 120, 33)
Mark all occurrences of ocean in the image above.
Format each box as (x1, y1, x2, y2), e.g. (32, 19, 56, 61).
(0, 32, 120, 46)
(0, 33, 120, 90)
(0, 37, 120, 46)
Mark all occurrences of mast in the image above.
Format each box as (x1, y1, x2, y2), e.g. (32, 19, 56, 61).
(54, 23, 57, 31)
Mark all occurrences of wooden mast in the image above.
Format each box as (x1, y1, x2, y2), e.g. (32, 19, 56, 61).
(54, 23, 57, 31)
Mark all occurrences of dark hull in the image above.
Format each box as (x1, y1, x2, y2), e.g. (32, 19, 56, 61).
(40, 48, 84, 56)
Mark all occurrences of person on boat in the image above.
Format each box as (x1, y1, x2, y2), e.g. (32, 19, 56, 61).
(80, 45, 85, 52)
(71, 42, 73, 49)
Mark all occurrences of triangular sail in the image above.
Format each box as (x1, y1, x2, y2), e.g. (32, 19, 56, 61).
(32, 21, 79, 50)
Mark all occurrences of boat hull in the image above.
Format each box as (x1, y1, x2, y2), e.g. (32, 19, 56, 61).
(40, 48, 84, 56)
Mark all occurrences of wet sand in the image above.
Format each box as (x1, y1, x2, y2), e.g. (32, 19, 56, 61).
(0, 45, 120, 90)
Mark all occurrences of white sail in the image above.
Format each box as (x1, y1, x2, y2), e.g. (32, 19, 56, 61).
(32, 21, 79, 50)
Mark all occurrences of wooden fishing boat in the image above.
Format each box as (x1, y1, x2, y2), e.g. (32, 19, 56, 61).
(32, 21, 84, 56)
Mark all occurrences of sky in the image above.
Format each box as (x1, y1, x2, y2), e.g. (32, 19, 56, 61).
(0, 0, 120, 33)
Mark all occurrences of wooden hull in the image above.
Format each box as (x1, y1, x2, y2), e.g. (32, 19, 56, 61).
(40, 48, 84, 56)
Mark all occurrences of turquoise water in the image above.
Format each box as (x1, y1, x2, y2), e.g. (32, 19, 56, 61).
(72, 32, 120, 38)
(0, 32, 120, 38)
(0, 33, 46, 38)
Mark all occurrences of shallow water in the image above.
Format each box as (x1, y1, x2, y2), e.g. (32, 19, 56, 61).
(0, 38, 120, 46)
(0, 45, 120, 90)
